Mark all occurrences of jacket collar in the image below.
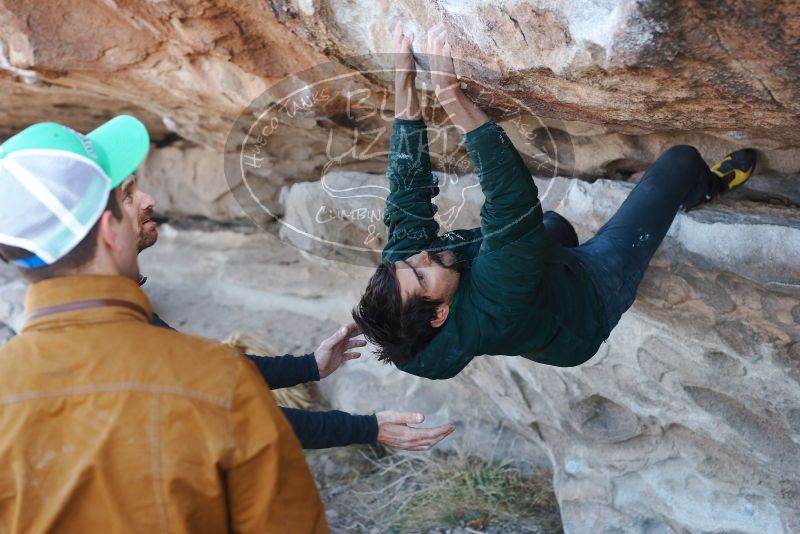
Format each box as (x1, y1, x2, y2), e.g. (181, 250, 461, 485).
(23, 275, 153, 332)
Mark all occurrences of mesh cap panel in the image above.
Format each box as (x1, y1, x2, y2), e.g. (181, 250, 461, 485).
(0, 149, 111, 264)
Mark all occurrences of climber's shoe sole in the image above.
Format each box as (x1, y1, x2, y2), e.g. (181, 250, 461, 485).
(711, 148, 757, 193)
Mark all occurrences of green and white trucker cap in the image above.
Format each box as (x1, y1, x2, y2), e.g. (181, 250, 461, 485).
(0, 115, 150, 268)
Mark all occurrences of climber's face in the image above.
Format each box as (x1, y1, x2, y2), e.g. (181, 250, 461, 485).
(395, 249, 462, 313)
(130, 176, 158, 252)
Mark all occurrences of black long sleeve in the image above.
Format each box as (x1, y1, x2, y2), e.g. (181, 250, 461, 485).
(243, 353, 319, 389)
(246, 355, 380, 448)
(281, 408, 379, 449)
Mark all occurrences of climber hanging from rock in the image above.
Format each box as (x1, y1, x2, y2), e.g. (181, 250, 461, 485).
(352, 22, 757, 379)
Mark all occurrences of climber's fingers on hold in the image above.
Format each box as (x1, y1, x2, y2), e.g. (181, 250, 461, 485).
(402, 31, 414, 53)
(392, 21, 403, 44)
(427, 22, 445, 53)
(432, 23, 448, 51)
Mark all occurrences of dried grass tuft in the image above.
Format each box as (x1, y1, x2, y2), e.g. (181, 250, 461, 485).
(312, 446, 563, 533)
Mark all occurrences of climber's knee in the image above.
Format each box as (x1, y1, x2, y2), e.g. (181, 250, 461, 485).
(656, 144, 705, 172)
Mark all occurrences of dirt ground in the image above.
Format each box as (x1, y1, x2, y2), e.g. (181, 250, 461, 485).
(306, 445, 563, 533)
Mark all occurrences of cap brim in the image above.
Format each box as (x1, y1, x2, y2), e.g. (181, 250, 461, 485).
(87, 115, 150, 189)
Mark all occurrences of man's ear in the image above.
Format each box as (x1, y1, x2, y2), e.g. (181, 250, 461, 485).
(96, 210, 117, 251)
(430, 303, 450, 328)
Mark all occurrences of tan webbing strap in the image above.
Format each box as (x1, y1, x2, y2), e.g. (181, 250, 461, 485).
(25, 299, 149, 323)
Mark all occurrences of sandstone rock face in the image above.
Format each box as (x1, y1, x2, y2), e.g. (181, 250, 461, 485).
(1, 1, 800, 533)
(1, 0, 799, 205)
(138, 143, 246, 220)
(280, 0, 800, 140)
(5, 0, 799, 138)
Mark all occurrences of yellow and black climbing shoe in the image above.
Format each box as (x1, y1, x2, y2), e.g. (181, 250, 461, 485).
(680, 148, 757, 212)
(711, 148, 757, 193)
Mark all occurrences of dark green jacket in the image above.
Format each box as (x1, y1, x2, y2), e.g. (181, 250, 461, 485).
(384, 119, 606, 379)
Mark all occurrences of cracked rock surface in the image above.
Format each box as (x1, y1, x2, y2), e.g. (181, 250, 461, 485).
(0, 0, 798, 202)
(1, 1, 799, 532)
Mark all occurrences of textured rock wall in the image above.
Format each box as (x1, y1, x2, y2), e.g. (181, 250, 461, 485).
(5, 0, 799, 137)
(1, 0, 799, 198)
(1, 1, 799, 532)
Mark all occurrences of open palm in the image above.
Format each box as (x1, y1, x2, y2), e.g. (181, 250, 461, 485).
(314, 322, 367, 379)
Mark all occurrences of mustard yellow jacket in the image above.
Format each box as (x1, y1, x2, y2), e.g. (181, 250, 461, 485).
(0, 275, 328, 533)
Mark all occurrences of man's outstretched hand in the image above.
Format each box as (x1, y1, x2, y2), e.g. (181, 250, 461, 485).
(314, 323, 367, 379)
(376, 411, 456, 451)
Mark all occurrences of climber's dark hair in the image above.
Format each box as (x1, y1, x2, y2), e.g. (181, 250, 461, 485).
(352, 259, 442, 366)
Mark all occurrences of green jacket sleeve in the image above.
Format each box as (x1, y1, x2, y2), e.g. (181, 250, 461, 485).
(382, 119, 440, 262)
(462, 122, 553, 309)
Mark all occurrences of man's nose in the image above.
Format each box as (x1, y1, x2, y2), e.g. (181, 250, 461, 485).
(142, 192, 156, 211)
(420, 250, 431, 265)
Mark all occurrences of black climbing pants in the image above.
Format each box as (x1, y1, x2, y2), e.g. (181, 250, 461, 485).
(566, 145, 718, 336)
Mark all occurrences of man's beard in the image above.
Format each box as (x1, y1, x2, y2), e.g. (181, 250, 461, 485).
(429, 249, 467, 274)
(137, 229, 157, 253)
(137, 210, 158, 252)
